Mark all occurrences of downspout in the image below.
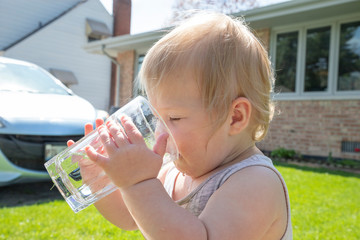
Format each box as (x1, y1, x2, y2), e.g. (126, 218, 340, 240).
(102, 44, 121, 107)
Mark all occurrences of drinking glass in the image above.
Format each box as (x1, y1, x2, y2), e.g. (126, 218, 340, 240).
(45, 96, 178, 213)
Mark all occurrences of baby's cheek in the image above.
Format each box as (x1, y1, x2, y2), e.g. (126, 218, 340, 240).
(179, 140, 197, 157)
(172, 128, 201, 154)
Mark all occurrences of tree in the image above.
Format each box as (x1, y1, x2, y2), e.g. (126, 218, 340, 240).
(168, 0, 260, 24)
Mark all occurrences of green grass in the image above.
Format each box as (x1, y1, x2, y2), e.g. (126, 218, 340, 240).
(275, 163, 360, 240)
(1, 163, 359, 239)
(0, 202, 144, 240)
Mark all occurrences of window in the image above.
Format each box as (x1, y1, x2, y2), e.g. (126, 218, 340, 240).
(338, 21, 360, 91)
(275, 31, 298, 93)
(133, 55, 145, 97)
(272, 18, 360, 99)
(304, 26, 331, 92)
(137, 55, 145, 75)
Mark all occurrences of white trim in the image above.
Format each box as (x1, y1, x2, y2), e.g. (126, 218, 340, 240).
(84, 29, 167, 57)
(273, 93, 360, 101)
(272, 12, 360, 33)
(298, 27, 305, 95)
(329, 22, 338, 95)
(115, 64, 121, 106)
(132, 53, 146, 97)
(237, 0, 357, 23)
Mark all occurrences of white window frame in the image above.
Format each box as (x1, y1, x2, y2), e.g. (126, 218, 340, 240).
(132, 52, 146, 97)
(270, 13, 360, 101)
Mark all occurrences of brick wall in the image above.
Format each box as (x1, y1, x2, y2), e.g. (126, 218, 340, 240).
(116, 50, 135, 106)
(254, 28, 270, 51)
(113, 0, 131, 36)
(257, 99, 360, 160)
(110, 0, 132, 108)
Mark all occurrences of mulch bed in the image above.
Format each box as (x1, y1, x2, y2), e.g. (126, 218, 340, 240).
(274, 158, 360, 175)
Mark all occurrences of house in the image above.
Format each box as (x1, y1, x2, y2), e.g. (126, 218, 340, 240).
(84, 0, 360, 161)
(0, 0, 113, 111)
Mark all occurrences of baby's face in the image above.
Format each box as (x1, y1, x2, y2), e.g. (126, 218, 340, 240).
(148, 77, 232, 178)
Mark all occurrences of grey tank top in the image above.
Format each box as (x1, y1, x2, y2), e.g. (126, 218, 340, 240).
(164, 154, 292, 240)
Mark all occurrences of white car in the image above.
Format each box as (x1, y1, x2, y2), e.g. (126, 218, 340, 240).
(0, 57, 107, 186)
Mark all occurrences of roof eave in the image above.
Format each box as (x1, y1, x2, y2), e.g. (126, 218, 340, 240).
(236, 0, 360, 29)
(84, 29, 169, 57)
(85, 0, 360, 56)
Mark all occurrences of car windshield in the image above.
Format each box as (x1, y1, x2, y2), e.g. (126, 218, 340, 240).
(0, 61, 70, 95)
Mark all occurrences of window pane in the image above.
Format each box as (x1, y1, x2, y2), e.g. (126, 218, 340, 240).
(304, 26, 331, 92)
(275, 31, 298, 93)
(338, 21, 360, 91)
(137, 55, 145, 74)
(134, 55, 145, 97)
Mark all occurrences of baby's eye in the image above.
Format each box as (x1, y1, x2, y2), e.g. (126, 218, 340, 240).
(169, 117, 181, 121)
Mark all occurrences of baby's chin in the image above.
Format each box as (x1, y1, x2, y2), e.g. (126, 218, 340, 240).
(172, 155, 181, 166)
(173, 155, 188, 174)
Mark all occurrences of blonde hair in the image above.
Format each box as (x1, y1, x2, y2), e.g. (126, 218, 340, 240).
(139, 11, 275, 142)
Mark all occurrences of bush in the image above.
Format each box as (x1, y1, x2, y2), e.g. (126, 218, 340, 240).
(334, 159, 360, 169)
(270, 148, 360, 170)
(270, 147, 297, 160)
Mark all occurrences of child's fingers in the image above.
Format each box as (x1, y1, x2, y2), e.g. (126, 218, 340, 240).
(84, 123, 94, 136)
(84, 118, 104, 136)
(106, 120, 129, 147)
(95, 118, 104, 128)
(67, 140, 75, 147)
(153, 133, 169, 157)
(120, 116, 144, 145)
(85, 146, 108, 168)
(98, 125, 117, 155)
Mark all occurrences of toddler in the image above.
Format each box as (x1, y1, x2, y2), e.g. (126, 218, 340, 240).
(80, 11, 292, 240)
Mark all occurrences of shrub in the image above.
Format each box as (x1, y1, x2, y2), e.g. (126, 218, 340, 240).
(270, 147, 297, 160)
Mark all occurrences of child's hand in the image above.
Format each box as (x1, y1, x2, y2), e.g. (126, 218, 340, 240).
(67, 119, 111, 191)
(85, 116, 168, 190)
(67, 118, 104, 146)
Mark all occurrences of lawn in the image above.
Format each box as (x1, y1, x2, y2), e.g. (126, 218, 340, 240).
(0, 200, 144, 240)
(276, 163, 360, 240)
(0, 163, 359, 240)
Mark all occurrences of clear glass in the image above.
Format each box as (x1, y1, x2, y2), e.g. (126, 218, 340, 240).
(45, 96, 178, 213)
(304, 26, 331, 92)
(338, 21, 360, 91)
(275, 31, 298, 93)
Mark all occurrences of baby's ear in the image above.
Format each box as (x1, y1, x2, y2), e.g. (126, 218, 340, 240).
(229, 97, 252, 135)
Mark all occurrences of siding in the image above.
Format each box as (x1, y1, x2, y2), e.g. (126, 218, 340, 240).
(0, 0, 81, 50)
(3, 0, 113, 110)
